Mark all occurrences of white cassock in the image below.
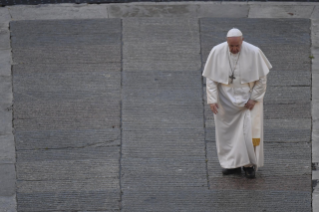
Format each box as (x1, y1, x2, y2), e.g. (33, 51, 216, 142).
(202, 41, 272, 169)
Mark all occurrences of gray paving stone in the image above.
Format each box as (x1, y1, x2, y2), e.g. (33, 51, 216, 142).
(264, 103, 311, 119)
(11, 19, 122, 65)
(17, 190, 119, 212)
(0, 49, 12, 76)
(108, 4, 198, 18)
(123, 18, 201, 71)
(312, 48, 319, 73)
(10, 19, 121, 36)
(312, 6, 319, 20)
(312, 20, 319, 48)
(0, 76, 13, 105)
(14, 100, 120, 131)
(16, 159, 119, 181)
(248, 5, 314, 18)
(0, 102, 13, 136)
(267, 70, 311, 86)
(264, 86, 310, 104)
(197, 4, 248, 18)
(13, 46, 121, 65)
(0, 164, 16, 196)
(8, 4, 108, 20)
(122, 157, 207, 190)
(0, 195, 16, 212)
(0, 134, 15, 163)
(0, 8, 11, 24)
(123, 70, 202, 105)
(13, 71, 121, 102)
(0, 26, 10, 51)
(123, 128, 204, 158)
(17, 146, 119, 161)
(123, 103, 203, 130)
(15, 128, 120, 150)
(11, 19, 122, 211)
(13, 63, 121, 75)
(122, 188, 311, 212)
(313, 129, 319, 162)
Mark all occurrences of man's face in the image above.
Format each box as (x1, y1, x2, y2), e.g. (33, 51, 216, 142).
(227, 36, 243, 54)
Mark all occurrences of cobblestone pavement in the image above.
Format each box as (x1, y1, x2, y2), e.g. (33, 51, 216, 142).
(0, 2, 317, 211)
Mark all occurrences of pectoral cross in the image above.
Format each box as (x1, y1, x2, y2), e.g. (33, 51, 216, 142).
(229, 74, 236, 83)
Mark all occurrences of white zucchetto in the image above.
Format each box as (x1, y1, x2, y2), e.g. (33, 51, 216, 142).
(227, 28, 243, 37)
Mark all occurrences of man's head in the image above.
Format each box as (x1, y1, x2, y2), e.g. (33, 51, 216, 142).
(226, 28, 244, 54)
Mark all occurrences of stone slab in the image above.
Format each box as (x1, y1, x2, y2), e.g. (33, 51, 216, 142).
(13, 71, 121, 102)
(197, 4, 248, 18)
(312, 48, 319, 73)
(0, 76, 13, 104)
(8, 4, 108, 20)
(0, 102, 13, 135)
(123, 18, 201, 72)
(0, 164, 16, 196)
(17, 190, 119, 211)
(248, 5, 315, 18)
(108, 4, 198, 18)
(312, 6, 319, 20)
(0, 134, 15, 163)
(15, 128, 120, 150)
(122, 188, 311, 212)
(0, 26, 10, 51)
(264, 86, 311, 104)
(10, 19, 121, 36)
(123, 104, 203, 130)
(12, 46, 121, 65)
(17, 146, 119, 161)
(123, 71, 202, 105)
(267, 70, 311, 86)
(123, 128, 204, 158)
(13, 100, 120, 131)
(264, 103, 311, 119)
(313, 129, 319, 162)
(0, 50, 12, 77)
(0, 8, 11, 24)
(13, 63, 121, 75)
(16, 159, 119, 181)
(122, 157, 207, 190)
(108, 4, 248, 18)
(312, 20, 319, 48)
(0, 195, 16, 212)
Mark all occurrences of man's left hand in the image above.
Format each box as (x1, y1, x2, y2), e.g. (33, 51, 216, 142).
(245, 99, 256, 110)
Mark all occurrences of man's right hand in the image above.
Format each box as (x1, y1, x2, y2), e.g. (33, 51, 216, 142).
(209, 103, 219, 114)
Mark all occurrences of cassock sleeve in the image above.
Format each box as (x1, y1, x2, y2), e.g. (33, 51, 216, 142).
(206, 78, 218, 104)
(250, 76, 267, 102)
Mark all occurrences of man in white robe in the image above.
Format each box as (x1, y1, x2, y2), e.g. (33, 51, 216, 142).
(202, 28, 272, 178)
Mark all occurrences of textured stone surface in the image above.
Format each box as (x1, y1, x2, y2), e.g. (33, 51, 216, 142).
(197, 4, 248, 18)
(122, 188, 311, 212)
(0, 134, 15, 163)
(12, 19, 122, 211)
(108, 3, 248, 18)
(0, 195, 16, 212)
(109, 4, 198, 18)
(8, 4, 108, 20)
(248, 5, 315, 18)
(0, 164, 16, 196)
(123, 18, 201, 71)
